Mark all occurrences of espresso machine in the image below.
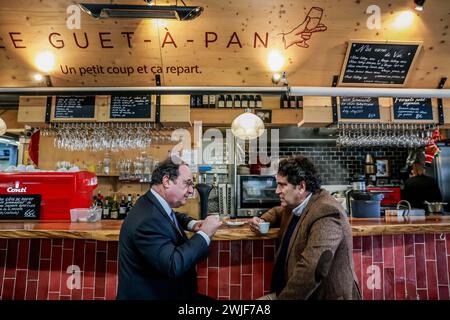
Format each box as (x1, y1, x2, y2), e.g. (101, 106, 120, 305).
(346, 175, 384, 218)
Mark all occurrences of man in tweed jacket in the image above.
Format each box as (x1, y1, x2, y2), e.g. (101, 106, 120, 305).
(249, 156, 361, 300)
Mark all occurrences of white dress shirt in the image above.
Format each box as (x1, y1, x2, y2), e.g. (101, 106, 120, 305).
(292, 192, 313, 217)
(150, 189, 210, 245)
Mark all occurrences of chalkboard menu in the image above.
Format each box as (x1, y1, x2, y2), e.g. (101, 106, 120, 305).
(393, 98, 433, 120)
(110, 95, 151, 119)
(340, 41, 420, 85)
(339, 97, 380, 120)
(54, 96, 96, 119)
(0, 194, 41, 220)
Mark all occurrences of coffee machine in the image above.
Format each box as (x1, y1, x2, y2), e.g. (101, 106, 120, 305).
(346, 175, 384, 218)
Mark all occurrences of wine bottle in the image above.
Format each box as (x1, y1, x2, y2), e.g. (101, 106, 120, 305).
(217, 95, 225, 108)
(119, 195, 127, 219)
(110, 194, 119, 220)
(233, 95, 241, 108)
(248, 95, 255, 108)
(255, 95, 263, 109)
(241, 95, 248, 109)
(225, 95, 233, 108)
(102, 198, 111, 220)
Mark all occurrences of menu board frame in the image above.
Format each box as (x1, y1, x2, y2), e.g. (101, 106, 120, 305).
(106, 94, 156, 122)
(338, 40, 422, 87)
(50, 96, 98, 122)
(338, 96, 381, 122)
(0, 194, 41, 220)
(391, 97, 436, 123)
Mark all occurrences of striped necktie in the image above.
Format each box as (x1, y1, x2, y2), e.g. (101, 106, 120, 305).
(170, 210, 182, 233)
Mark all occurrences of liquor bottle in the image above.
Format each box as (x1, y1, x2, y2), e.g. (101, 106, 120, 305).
(217, 95, 225, 108)
(126, 194, 133, 214)
(233, 95, 241, 108)
(195, 95, 202, 108)
(209, 95, 216, 108)
(283, 95, 289, 109)
(288, 95, 295, 108)
(296, 96, 303, 109)
(119, 195, 127, 219)
(110, 194, 119, 220)
(96, 192, 104, 208)
(255, 95, 263, 109)
(241, 95, 248, 109)
(225, 95, 233, 108)
(202, 95, 209, 108)
(248, 95, 256, 108)
(102, 197, 111, 220)
(280, 94, 286, 108)
(190, 95, 197, 108)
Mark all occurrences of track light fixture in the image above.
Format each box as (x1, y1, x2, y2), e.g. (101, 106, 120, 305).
(79, 1, 203, 20)
(414, 0, 425, 11)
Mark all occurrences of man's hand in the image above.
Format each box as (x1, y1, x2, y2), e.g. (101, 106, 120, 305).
(248, 217, 266, 234)
(199, 215, 222, 238)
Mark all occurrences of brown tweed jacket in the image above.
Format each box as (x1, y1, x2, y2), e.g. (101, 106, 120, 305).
(261, 189, 361, 300)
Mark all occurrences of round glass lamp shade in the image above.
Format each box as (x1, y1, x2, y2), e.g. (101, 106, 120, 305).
(231, 112, 265, 140)
(0, 118, 6, 136)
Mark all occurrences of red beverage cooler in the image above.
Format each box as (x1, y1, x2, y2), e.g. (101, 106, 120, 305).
(0, 171, 97, 220)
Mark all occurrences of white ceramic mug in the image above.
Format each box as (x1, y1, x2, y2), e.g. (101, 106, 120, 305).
(259, 221, 270, 234)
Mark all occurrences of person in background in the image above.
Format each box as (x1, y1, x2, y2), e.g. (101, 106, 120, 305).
(248, 156, 361, 300)
(403, 161, 443, 211)
(117, 157, 222, 300)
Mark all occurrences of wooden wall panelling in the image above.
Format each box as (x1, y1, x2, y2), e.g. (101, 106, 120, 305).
(159, 95, 191, 126)
(299, 96, 333, 127)
(191, 109, 244, 126)
(96, 95, 111, 122)
(271, 109, 303, 125)
(17, 96, 47, 125)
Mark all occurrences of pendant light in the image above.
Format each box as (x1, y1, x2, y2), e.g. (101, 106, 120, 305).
(231, 108, 265, 140)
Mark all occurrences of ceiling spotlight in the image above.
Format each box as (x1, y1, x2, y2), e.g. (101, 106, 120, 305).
(414, 0, 425, 11)
(272, 71, 288, 86)
(79, 3, 203, 20)
(33, 74, 43, 81)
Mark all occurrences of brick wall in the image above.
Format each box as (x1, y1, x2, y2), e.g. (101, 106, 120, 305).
(252, 143, 409, 185)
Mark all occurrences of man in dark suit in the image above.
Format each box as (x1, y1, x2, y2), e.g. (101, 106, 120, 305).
(249, 156, 361, 300)
(403, 162, 443, 211)
(117, 158, 222, 300)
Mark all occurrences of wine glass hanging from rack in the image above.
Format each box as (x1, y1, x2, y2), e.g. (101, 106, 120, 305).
(40, 122, 181, 151)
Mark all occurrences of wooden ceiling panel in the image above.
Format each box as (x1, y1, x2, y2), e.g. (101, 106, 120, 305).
(0, 0, 448, 88)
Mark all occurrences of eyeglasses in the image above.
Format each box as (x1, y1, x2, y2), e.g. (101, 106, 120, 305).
(179, 178, 194, 189)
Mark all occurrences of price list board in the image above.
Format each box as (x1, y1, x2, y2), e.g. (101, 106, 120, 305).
(339, 97, 380, 120)
(339, 41, 421, 86)
(0, 194, 41, 220)
(52, 96, 96, 121)
(109, 95, 152, 120)
(392, 98, 434, 122)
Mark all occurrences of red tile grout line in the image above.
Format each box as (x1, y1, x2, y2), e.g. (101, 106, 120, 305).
(0, 245, 6, 299)
(402, 234, 408, 300)
(380, 235, 385, 300)
(434, 233, 440, 299)
(46, 240, 53, 300)
(239, 240, 243, 300)
(24, 239, 31, 300)
(424, 234, 430, 299)
(444, 234, 450, 296)
(11, 239, 19, 299)
(35, 239, 42, 301)
(227, 240, 231, 300)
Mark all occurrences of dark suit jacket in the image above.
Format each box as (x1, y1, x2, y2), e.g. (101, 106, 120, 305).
(261, 189, 361, 300)
(117, 190, 209, 300)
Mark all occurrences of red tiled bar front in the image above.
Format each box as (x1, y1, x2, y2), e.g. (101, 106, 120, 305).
(1, 218, 450, 300)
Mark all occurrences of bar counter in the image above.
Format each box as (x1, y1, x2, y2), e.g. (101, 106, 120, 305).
(0, 216, 450, 240)
(1, 216, 450, 300)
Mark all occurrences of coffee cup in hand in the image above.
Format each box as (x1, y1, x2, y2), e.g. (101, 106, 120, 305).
(258, 221, 270, 234)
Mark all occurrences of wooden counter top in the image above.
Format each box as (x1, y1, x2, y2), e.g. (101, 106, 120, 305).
(0, 216, 449, 241)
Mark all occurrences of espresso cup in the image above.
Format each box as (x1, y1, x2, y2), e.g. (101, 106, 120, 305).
(259, 221, 270, 234)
